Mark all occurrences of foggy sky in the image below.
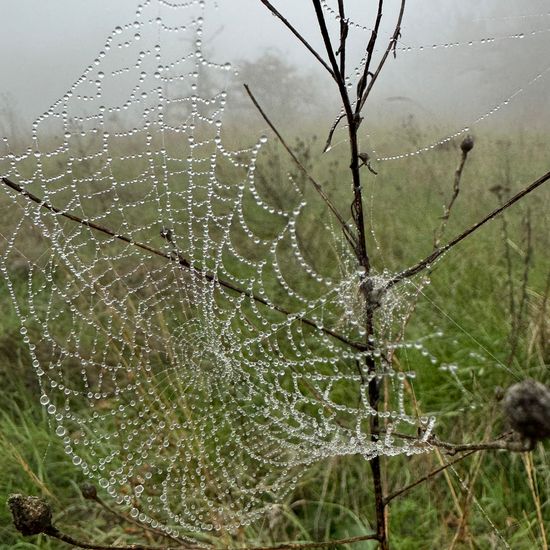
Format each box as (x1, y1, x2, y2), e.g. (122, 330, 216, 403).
(1, 0, 550, 133)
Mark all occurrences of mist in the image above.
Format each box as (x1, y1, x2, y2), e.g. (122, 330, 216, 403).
(1, 0, 549, 140)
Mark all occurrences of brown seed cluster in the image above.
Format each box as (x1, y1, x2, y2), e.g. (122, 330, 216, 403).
(7, 494, 54, 536)
(502, 379, 550, 441)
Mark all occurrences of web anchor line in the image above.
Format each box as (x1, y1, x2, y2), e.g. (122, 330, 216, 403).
(1, 176, 367, 353)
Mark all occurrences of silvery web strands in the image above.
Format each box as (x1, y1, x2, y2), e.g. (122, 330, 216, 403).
(0, 0, 477, 539)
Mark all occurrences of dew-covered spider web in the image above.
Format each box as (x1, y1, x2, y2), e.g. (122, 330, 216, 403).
(0, 0, 548, 539)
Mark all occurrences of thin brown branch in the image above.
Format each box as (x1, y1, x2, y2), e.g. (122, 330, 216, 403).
(44, 525, 192, 550)
(243, 85, 358, 251)
(358, 0, 406, 112)
(372, 428, 535, 455)
(322, 112, 345, 153)
(48, 528, 381, 550)
(384, 450, 477, 505)
(257, 0, 335, 79)
(385, 169, 550, 290)
(433, 137, 473, 249)
(430, 435, 535, 455)
(336, 0, 348, 76)
(240, 533, 380, 550)
(1, 176, 367, 352)
(356, 0, 384, 102)
(310, 0, 371, 274)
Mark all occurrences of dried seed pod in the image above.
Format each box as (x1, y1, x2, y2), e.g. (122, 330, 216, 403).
(460, 135, 474, 153)
(80, 482, 98, 500)
(502, 379, 550, 441)
(8, 494, 54, 536)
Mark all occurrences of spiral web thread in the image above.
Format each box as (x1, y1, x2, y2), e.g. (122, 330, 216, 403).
(3, 0, 544, 538)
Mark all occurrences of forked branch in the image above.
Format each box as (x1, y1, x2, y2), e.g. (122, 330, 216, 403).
(257, 0, 335, 79)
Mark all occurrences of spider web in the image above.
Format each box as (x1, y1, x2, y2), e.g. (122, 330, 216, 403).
(0, 0, 547, 540)
(0, 0, 436, 537)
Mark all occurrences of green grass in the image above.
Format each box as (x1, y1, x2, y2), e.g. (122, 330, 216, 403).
(0, 125, 549, 548)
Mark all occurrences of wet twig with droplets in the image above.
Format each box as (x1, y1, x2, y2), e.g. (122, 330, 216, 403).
(0, 176, 366, 353)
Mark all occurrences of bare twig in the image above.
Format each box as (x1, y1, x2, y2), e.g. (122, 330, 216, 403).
(430, 435, 535, 455)
(236, 533, 380, 550)
(385, 169, 550, 290)
(433, 136, 473, 248)
(50, 530, 380, 550)
(310, 0, 371, 272)
(508, 209, 532, 365)
(243, 84, 358, 250)
(336, 0, 348, 76)
(356, 0, 384, 102)
(384, 451, 477, 505)
(358, 0, 406, 112)
(1, 176, 367, 352)
(322, 112, 345, 153)
(491, 185, 517, 328)
(42, 527, 193, 550)
(257, 0, 335, 79)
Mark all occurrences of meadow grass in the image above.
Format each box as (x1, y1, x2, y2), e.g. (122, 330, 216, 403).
(0, 124, 548, 548)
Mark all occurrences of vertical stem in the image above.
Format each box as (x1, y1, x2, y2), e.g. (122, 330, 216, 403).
(310, 2, 386, 546)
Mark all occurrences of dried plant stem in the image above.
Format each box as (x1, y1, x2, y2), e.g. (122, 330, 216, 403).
(384, 450, 477, 505)
(507, 210, 532, 365)
(433, 145, 470, 249)
(386, 169, 550, 290)
(257, 0, 334, 78)
(336, 0, 348, 76)
(35, 524, 380, 550)
(356, 0, 384, 102)
(358, 0, 406, 111)
(1, 176, 365, 353)
(522, 452, 548, 550)
(43, 525, 193, 550)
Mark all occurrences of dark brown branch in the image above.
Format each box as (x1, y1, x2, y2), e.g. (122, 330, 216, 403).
(358, 0, 406, 112)
(257, 0, 335, 79)
(44, 526, 191, 550)
(336, 0, 348, 77)
(1, 176, 367, 352)
(385, 169, 550, 290)
(384, 451, 477, 505)
(243, 85, 358, 250)
(11, 493, 379, 550)
(42, 526, 380, 550)
(310, 0, 371, 274)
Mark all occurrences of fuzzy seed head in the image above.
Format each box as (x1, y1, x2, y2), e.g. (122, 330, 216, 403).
(502, 379, 550, 441)
(8, 494, 53, 536)
(460, 135, 474, 153)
